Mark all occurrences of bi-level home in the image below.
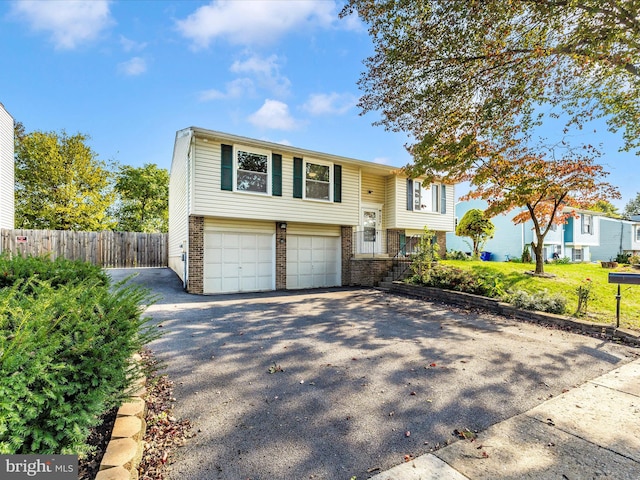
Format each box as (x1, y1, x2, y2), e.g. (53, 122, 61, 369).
(0, 102, 14, 231)
(168, 128, 455, 294)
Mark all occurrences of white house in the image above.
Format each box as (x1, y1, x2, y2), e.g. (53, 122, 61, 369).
(0, 102, 14, 230)
(168, 128, 456, 294)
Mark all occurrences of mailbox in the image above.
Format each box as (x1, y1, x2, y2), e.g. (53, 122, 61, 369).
(608, 272, 640, 327)
(608, 273, 640, 285)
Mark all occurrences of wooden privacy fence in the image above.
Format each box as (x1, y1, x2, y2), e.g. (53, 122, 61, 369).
(0, 229, 168, 268)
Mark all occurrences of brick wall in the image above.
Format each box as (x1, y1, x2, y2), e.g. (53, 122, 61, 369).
(187, 216, 204, 294)
(276, 222, 287, 289)
(341, 226, 352, 286)
(349, 258, 393, 287)
(386, 229, 404, 257)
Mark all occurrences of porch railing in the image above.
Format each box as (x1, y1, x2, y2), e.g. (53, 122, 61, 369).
(352, 229, 388, 257)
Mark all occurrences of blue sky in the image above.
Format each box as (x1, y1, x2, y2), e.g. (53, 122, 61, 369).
(1, 0, 637, 210)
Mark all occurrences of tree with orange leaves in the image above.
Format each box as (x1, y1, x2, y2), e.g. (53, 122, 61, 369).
(459, 135, 619, 274)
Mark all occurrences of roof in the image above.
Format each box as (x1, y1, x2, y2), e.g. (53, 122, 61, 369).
(182, 127, 402, 177)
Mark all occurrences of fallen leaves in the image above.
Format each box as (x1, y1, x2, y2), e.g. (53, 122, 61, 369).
(268, 362, 284, 374)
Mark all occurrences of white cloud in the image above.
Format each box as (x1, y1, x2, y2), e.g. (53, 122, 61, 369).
(199, 78, 255, 101)
(231, 54, 290, 97)
(302, 92, 357, 115)
(118, 57, 147, 76)
(248, 99, 297, 130)
(120, 35, 147, 52)
(176, 0, 337, 48)
(11, 0, 113, 50)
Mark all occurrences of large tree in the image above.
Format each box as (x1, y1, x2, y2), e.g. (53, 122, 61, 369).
(341, 0, 640, 175)
(113, 164, 169, 233)
(463, 138, 619, 274)
(15, 128, 115, 231)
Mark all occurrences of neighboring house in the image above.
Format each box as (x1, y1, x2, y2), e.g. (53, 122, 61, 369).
(169, 128, 455, 294)
(591, 215, 640, 260)
(447, 200, 609, 262)
(0, 102, 14, 230)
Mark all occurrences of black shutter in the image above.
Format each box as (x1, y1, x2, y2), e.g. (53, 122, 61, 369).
(221, 144, 233, 191)
(333, 164, 342, 203)
(406, 179, 414, 211)
(272, 153, 282, 196)
(293, 157, 303, 198)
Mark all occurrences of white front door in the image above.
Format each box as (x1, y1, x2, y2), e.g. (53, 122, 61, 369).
(358, 206, 383, 254)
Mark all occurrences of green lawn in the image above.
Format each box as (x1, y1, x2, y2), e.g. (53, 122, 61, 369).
(441, 260, 640, 330)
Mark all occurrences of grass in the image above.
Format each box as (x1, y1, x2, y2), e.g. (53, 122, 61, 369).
(440, 259, 640, 330)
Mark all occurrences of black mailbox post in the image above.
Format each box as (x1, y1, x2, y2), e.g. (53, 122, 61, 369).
(608, 273, 640, 327)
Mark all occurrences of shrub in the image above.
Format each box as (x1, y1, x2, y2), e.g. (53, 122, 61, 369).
(0, 256, 157, 455)
(630, 254, 640, 265)
(521, 245, 532, 263)
(410, 264, 505, 297)
(410, 227, 439, 279)
(0, 253, 108, 290)
(507, 289, 567, 315)
(445, 250, 471, 261)
(616, 253, 631, 264)
(552, 256, 571, 264)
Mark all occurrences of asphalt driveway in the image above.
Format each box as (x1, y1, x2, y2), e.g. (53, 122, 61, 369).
(108, 268, 638, 480)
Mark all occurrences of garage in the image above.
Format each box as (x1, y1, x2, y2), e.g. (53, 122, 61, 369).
(286, 235, 341, 289)
(203, 231, 274, 294)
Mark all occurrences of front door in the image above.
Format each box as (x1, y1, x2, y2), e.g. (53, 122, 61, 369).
(359, 206, 383, 254)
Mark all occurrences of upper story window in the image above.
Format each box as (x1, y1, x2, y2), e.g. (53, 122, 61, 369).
(408, 180, 447, 214)
(636, 226, 640, 242)
(236, 147, 269, 194)
(305, 161, 331, 201)
(581, 214, 593, 235)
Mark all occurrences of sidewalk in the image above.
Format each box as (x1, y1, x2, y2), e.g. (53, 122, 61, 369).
(371, 358, 640, 480)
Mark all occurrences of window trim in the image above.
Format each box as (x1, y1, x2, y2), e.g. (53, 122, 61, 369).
(303, 158, 333, 202)
(412, 180, 446, 214)
(636, 226, 640, 242)
(234, 144, 271, 195)
(582, 214, 593, 235)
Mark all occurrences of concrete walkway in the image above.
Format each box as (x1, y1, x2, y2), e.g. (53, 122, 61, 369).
(372, 359, 640, 479)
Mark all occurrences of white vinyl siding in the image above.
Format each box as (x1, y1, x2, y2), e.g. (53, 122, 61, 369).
(390, 177, 455, 231)
(0, 104, 14, 230)
(192, 139, 360, 226)
(167, 130, 192, 278)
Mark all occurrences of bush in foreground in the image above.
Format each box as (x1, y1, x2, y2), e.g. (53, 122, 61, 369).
(0, 255, 156, 454)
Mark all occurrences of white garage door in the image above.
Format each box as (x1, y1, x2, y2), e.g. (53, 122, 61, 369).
(287, 235, 341, 289)
(204, 232, 274, 294)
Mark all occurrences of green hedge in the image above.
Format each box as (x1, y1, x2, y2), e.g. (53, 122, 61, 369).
(0, 255, 157, 454)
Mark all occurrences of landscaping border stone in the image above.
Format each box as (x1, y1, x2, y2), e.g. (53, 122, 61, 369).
(95, 355, 147, 480)
(390, 282, 640, 347)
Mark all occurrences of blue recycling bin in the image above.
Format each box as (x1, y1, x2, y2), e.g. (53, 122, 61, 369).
(480, 251, 492, 261)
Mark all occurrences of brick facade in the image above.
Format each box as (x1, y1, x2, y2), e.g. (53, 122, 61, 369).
(276, 222, 287, 289)
(187, 216, 204, 294)
(386, 229, 404, 257)
(349, 258, 394, 287)
(341, 226, 353, 286)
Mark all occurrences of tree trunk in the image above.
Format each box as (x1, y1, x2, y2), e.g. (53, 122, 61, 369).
(532, 241, 545, 274)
